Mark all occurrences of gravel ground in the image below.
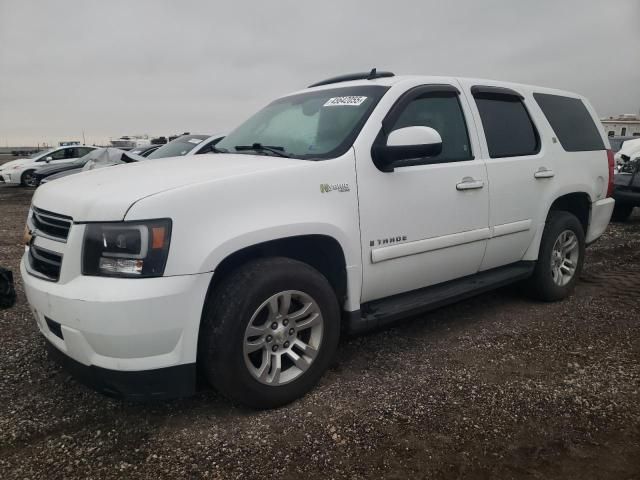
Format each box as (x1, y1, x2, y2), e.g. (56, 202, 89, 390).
(1, 182, 639, 479)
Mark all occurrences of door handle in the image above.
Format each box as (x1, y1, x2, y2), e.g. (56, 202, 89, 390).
(456, 177, 484, 191)
(534, 168, 555, 179)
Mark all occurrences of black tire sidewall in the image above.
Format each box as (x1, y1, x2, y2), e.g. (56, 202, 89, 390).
(201, 257, 340, 408)
(531, 211, 585, 301)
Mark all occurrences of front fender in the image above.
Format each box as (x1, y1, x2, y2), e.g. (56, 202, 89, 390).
(201, 222, 357, 273)
(124, 150, 362, 280)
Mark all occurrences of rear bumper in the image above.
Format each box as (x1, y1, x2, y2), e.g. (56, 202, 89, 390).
(45, 338, 196, 400)
(586, 197, 615, 244)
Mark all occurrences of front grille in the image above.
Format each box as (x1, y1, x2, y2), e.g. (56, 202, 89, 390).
(31, 207, 72, 242)
(28, 245, 63, 281)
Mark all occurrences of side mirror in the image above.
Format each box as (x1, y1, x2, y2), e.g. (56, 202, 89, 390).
(45, 156, 53, 163)
(372, 126, 443, 172)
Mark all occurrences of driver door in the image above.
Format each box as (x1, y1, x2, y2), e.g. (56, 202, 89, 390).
(356, 84, 490, 303)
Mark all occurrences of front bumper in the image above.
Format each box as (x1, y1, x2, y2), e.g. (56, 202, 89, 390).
(0, 172, 17, 184)
(44, 337, 196, 400)
(21, 255, 213, 399)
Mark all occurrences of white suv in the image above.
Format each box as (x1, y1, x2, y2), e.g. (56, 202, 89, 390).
(22, 71, 615, 407)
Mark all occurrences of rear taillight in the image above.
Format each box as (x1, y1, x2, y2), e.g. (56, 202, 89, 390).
(606, 149, 615, 197)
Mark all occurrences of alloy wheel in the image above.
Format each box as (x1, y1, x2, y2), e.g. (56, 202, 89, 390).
(550, 229, 579, 287)
(243, 290, 323, 386)
(23, 172, 37, 187)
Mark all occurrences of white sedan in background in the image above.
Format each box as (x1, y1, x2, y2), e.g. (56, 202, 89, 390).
(0, 145, 96, 186)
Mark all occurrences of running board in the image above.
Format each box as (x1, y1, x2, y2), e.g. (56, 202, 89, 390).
(346, 262, 535, 334)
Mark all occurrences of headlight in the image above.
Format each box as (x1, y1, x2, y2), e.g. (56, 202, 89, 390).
(82, 219, 172, 278)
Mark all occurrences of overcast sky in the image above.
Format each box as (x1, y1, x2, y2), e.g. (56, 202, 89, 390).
(1, 0, 639, 146)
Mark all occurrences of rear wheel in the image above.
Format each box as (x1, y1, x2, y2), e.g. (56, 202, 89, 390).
(611, 203, 634, 222)
(526, 211, 585, 301)
(199, 257, 340, 409)
(21, 170, 37, 187)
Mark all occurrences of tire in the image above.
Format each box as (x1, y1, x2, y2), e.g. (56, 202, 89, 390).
(526, 211, 585, 302)
(199, 257, 340, 409)
(611, 203, 633, 222)
(21, 170, 37, 187)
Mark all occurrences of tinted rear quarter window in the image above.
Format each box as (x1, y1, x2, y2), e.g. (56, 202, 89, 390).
(533, 93, 604, 152)
(473, 93, 539, 158)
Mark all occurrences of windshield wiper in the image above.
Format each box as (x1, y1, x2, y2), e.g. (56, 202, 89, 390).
(234, 143, 291, 158)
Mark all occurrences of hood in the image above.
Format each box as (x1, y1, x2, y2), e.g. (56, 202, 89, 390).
(0, 158, 32, 170)
(32, 153, 305, 221)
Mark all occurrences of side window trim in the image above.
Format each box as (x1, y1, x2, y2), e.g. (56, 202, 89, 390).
(471, 86, 541, 159)
(380, 84, 461, 134)
(470, 85, 524, 100)
(372, 84, 474, 170)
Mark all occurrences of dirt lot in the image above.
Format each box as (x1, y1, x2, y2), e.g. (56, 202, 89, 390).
(1, 182, 639, 479)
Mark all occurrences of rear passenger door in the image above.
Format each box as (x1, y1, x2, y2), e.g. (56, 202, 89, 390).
(459, 82, 555, 271)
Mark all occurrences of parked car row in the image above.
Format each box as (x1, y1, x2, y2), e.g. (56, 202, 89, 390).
(0, 134, 224, 187)
(611, 138, 640, 220)
(0, 146, 97, 186)
(36, 147, 129, 186)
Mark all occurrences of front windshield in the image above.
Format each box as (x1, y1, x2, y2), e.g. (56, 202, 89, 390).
(146, 135, 208, 159)
(216, 85, 389, 160)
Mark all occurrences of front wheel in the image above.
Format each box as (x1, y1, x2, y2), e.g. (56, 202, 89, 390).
(199, 257, 340, 409)
(526, 211, 585, 302)
(21, 170, 37, 187)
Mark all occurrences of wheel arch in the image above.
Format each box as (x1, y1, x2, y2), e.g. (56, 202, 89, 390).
(523, 191, 592, 261)
(548, 191, 591, 234)
(208, 234, 349, 304)
(195, 234, 351, 369)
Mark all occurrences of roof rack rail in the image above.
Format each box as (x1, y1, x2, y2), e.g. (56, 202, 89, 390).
(308, 68, 394, 88)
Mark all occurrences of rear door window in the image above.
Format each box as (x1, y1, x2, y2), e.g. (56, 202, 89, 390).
(533, 93, 604, 152)
(473, 92, 539, 158)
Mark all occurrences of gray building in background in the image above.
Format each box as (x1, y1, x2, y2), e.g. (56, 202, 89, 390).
(601, 114, 640, 137)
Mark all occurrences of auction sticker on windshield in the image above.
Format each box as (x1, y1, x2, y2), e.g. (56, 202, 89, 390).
(323, 96, 367, 107)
